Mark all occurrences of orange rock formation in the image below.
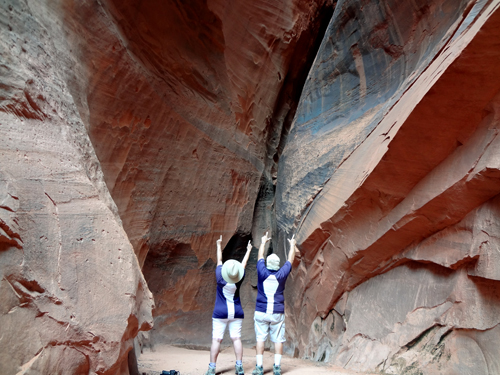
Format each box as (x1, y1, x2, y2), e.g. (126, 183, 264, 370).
(1, 0, 500, 374)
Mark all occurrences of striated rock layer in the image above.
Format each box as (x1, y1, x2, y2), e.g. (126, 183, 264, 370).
(0, 1, 154, 374)
(278, 0, 500, 373)
(3, 0, 500, 373)
(1, 0, 335, 366)
(75, 0, 333, 346)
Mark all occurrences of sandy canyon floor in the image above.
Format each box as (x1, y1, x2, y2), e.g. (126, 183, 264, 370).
(137, 345, 377, 375)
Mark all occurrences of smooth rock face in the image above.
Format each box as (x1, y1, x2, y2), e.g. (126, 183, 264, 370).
(3, 0, 500, 374)
(279, 0, 500, 373)
(74, 0, 333, 346)
(1, 0, 334, 366)
(0, 2, 153, 374)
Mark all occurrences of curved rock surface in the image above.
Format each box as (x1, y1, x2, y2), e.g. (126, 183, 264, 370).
(2, 0, 500, 374)
(1, 0, 333, 371)
(278, 0, 500, 373)
(75, 0, 333, 347)
(0, 2, 153, 374)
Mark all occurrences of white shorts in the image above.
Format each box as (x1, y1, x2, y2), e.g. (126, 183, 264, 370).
(254, 311, 286, 343)
(212, 318, 243, 340)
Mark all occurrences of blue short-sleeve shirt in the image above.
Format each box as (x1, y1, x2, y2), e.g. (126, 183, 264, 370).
(212, 265, 245, 319)
(255, 259, 292, 314)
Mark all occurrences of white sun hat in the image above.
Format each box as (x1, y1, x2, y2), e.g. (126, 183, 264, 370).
(266, 253, 280, 271)
(221, 259, 244, 284)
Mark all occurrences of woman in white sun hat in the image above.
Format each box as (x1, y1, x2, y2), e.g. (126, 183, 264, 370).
(204, 235, 253, 375)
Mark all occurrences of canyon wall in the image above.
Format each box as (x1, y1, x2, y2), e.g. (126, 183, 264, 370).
(1, 0, 334, 371)
(2, 0, 500, 374)
(278, 0, 500, 373)
(82, 0, 333, 347)
(0, 1, 154, 374)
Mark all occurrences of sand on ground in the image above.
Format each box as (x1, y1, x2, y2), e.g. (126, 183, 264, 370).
(137, 345, 377, 375)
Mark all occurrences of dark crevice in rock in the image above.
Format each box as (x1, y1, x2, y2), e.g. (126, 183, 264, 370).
(405, 325, 441, 350)
(127, 343, 140, 375)
(251, 175, 277, 253)
(268, 2, 336, 179)
(221, 232, 252, 263)
(268, 2, 337, 182)
(435, 328, 453, 347)
(253, 1, 336, 246)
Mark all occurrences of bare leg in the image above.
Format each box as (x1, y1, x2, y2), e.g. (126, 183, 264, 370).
(231, 337, 243, 361)
(274, 342, 283, 355)
(256, 340, 265, 355)
(210, 338, 223, 363)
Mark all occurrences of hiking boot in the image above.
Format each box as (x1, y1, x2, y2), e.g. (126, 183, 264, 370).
(204, 367, 216, 375)
(235, 363, 245, 375)
(251, 365, 263, 375)
(273, 364, 281, 375)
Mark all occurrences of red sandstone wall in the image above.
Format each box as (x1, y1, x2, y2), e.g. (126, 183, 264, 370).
(278, 0, 500, 372)
(0, 1, 154, 374)
(74, 0, 332, 346)
(2, 0, 500, 374)
(2, 0, 334, 365)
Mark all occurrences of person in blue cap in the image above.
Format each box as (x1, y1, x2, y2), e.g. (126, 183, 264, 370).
(204, 235, 253, 375)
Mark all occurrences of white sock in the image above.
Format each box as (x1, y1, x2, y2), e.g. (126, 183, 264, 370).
(274, 354, 282, 366)
(256, 354, 263, 367)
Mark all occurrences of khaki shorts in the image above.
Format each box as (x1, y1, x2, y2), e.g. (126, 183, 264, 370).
(254, 311, 286, 343)
(212, 318, 243, 340)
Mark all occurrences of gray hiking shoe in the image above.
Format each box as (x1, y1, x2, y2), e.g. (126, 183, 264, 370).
(273, 364, 281, 375)
(204, 367, 216, 375)
(235, 363, 245, 375)
(251, 365, 263, 375)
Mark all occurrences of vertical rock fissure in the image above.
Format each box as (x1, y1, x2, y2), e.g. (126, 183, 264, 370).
(253, 2, 336, 250)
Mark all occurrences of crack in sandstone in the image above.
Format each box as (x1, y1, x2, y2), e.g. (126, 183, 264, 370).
(45, 192, 63, 290)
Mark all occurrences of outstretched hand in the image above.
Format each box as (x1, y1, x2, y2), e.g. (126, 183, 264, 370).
(261, 231, 271, 244)
(257, 232, 271, 260)
(287, 234, 297, 265)
(241, 239, 253, 269)
(216, 235, 223, 265)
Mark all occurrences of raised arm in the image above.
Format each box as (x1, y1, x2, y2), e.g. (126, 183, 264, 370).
(287, 235, 296, 265)
(216, 235, 223, 266)
(241, 240, 252, 269)
(258, 232, 271, 260)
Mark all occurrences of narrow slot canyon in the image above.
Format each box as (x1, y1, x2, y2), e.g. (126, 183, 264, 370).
(1, 0, 500, 374)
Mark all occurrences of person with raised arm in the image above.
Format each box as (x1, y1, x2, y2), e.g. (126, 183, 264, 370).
(251, 232, 297, 375)
(204, 236, 253, 375)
